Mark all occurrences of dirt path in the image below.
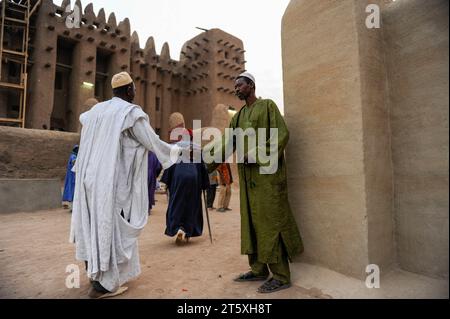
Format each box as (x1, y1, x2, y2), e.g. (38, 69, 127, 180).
(0, 191, 319, 299)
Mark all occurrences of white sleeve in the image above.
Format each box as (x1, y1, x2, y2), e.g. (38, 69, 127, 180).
(131, 118, 181, 169)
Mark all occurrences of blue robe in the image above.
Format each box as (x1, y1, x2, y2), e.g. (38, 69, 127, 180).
(161, 162, 209, 238)
(62, 152, 77, 202)
(148, 152, 162, 211)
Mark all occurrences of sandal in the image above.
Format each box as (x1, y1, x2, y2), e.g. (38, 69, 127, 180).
(234, 271, 268, 282)
(88, 286, 128, 299)
(175, 229, 186, 245)
(257, 279, 291, 293)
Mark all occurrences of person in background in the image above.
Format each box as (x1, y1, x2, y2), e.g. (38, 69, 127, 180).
(206, 169, 219, 209)
(62, 144, 79, 211)
(216, 163, 233, 213)
(148, 151, 162, 215)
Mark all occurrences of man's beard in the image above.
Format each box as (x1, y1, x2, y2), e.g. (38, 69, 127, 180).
(237, 93, 246, 100)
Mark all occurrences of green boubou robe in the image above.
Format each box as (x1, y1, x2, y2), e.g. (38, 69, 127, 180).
(207, 99, 303, 264)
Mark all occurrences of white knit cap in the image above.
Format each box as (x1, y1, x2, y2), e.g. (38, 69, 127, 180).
(238, 72, 255, 84)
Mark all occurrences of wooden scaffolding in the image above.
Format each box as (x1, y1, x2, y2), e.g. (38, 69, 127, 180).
(0, 0, 40, 128)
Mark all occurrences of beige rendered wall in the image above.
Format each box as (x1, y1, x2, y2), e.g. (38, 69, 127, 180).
(384, 0, 449, 278)
(282, 0, 371, 278)
(282, 0, 448, 280)
(354, 0, 396, 273)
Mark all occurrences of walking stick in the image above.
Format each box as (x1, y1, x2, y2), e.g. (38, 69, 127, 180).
(202, 190, 213, 244)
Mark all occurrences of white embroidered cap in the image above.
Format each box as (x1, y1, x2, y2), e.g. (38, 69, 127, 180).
(111, 72, 133, 89)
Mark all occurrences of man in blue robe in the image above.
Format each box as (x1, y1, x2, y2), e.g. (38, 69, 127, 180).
(62, 145, 78, 210)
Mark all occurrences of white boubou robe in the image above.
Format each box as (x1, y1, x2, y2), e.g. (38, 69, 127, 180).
(70, 97, 180, 292)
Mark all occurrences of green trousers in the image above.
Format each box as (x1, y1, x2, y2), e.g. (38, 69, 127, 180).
(248, 239, 291, 284)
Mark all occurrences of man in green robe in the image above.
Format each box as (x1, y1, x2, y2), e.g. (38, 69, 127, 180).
(206, 72, 303, 293)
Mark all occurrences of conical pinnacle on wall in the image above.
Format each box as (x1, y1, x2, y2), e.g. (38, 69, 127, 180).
(96, 8, 106, 26)
(83, 3, 95, 26)
(92, 8, 107, 33)
(60, 0, 71, 10)
(117, 18, 131, 39)
(107, 12, 117, 29)
(131, 31, 140, 47)
(144, 37, 157, 61)
(160, 43, 171, 61)
(73, 0, 82, 17)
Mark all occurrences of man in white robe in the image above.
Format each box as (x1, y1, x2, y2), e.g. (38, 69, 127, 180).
(70, 72, 181, 298)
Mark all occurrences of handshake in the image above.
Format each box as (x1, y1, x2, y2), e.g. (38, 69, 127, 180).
(174, 142, 202, 163)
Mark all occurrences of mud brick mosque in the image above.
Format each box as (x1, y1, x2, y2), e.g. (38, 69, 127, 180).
(0, 0, 245, 139)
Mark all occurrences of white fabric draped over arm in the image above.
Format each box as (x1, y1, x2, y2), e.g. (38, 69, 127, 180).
(131, 118, 181, 169)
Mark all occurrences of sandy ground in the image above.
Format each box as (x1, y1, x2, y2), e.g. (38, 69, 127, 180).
(0, 191, 327, 299)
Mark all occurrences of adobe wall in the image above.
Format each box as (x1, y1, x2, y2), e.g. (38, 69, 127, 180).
(282, 0, 448, 279)
(0, 0, 245, 138)
(282, 0, 372, 279)
(0, 126, 79, 180)
(26, 0, 131, 131)
(178, 29, 245, 132)
(384, 0, 449, 278)
(355, 0, 397, 272)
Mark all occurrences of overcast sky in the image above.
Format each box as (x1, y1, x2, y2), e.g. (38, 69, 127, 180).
(84, 0, 291, 113)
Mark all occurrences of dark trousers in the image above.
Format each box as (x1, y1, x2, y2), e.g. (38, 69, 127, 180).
(206, 185, 217, 208)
